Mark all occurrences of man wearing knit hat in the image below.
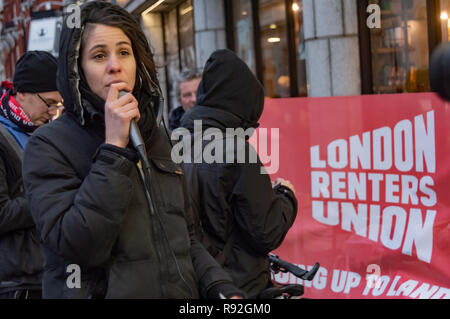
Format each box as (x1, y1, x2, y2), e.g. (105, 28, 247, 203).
(0, 50, 62, 299)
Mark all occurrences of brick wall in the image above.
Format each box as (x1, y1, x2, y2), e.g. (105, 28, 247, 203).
(0, 0, 63, 80)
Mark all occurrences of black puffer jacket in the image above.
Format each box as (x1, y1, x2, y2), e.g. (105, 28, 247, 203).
(21, 2, 242, 299)
(0, 123, 43, 294)
(180, 50, 298, 298)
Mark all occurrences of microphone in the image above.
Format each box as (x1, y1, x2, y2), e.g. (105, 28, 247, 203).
(118, 90, 145, 150)
(118, 90, 150, 168)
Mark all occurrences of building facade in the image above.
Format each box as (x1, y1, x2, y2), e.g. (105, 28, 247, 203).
(1, 0, 448, 113)
(0, 0, 68, 81)
(127, 0, 446, 113)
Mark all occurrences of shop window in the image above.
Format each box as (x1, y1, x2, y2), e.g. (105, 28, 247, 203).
(292, 0, 307, 97)
(178, 0, 195, 70)
(259, 0, 290, 98)
(439, 0, 450, 42)
(164, 9, 180, 110)
(232, 0, 257, 75)
(228, 0, 308, 98)
(369, 0, 430, 93)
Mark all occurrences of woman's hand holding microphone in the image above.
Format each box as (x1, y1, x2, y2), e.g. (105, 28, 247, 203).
(104, 82, 140, 148)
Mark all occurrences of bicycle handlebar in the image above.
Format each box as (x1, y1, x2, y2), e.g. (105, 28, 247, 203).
(269, 254, 320, 281)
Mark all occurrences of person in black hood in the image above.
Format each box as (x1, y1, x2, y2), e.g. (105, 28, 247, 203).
(21, 1, 244, 299)
(179, 49, 298, 298)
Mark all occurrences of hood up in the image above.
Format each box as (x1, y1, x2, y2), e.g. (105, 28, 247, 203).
(180, 49, 265, 131)
(57, 1, 162, 130)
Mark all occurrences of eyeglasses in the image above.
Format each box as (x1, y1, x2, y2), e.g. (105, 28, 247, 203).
(36, 93, 61, 109)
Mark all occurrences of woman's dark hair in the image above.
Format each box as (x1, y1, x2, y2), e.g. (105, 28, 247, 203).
(79, 1, 158, 94)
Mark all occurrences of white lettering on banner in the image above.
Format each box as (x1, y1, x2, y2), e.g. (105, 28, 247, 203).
(310, 111, 436, 172)
(330, 269, 347, 293)
(386, 275, 402, 296)
(363, 274, 449, 299)
(272, 265, 449, 299)
(408, 284, 439, 299)
(350, 132, 371, 170)
(330, 270, 361, 294)
(369, 276, 390, 296)
(310, 145, 326, 168)
(328, 140, 348, 169)
(373, 127, 392, 170)
(394, 120, 414, 172)
(366, 264, 382, 289)
(309, 111, 437, 264)
(415, 112, 436, 173)
(348, 172, 366, 200)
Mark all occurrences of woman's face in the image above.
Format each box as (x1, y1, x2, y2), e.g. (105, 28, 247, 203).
(81, 24, 136, 100)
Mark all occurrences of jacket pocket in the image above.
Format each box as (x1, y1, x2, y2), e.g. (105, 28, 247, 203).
(149, 157, 185, 211)
(151, 157, 184, 176)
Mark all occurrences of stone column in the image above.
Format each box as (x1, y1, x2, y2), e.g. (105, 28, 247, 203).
(193, 0, 227, 69)
(303, 0, 361, 97)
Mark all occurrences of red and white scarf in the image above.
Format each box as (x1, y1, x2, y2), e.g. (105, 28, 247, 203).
(0, 81, 38, 133)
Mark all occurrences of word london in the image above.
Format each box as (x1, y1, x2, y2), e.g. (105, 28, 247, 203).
(310, 111, 437, 263)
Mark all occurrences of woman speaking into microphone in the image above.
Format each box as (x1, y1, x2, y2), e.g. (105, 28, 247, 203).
(22, 1, 244, 299)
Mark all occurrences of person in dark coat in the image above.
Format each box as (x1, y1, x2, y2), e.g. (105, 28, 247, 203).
(0, 51, 62, 299)
(180, 49, 298, 298)
(21, 1, 244, 299)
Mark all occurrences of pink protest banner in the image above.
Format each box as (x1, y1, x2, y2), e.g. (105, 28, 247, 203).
(256, 93, 450, 299)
